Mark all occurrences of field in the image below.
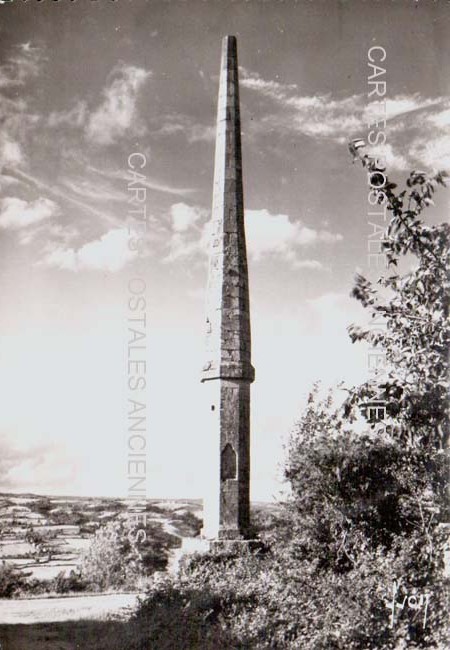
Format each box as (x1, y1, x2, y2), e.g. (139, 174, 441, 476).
(0, 493, 280, 649)
(0, 492, 203, 583)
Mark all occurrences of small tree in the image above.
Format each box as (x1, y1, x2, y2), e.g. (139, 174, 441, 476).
(81, 520, 144, 590)
(80, 519, 176, 590)
(0, 562, 28, 598)
(346, 142, 449, 453)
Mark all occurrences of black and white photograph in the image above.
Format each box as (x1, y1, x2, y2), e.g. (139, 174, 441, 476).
(0, 1, 448, 648)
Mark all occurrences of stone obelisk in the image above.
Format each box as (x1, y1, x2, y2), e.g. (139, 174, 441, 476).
(201, 35, 255, 541)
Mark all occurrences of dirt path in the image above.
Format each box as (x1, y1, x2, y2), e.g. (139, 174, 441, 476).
(0, 593, 143, 625)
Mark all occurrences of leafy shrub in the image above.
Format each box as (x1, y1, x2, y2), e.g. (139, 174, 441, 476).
(52, 569, 88, 594)
(0, 562, 28, 598)
(33, 498, 52, 516)
(170, 510, 202, 537)
(283, 386, 448, 571)
(80, 520, 178, 590)
(133, 525, 449, 650)
(80, 520, 145, 591)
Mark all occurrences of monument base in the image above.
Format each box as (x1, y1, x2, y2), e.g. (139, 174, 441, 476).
(168, 536, 265, 574)
(210, 538, 264, 554)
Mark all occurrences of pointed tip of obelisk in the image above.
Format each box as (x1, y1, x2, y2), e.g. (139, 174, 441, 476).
(222, 35, 237, 55)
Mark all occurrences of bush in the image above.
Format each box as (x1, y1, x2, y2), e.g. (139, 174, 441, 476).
(170, 510, 202, 537)
(133, 530, 449, 650)
(80, 520, 145, 591)
(283, 387, 448, 571)
(52, 569, 88, 594)
(0, 562, 28, 598)
(80, 520, 178, 590)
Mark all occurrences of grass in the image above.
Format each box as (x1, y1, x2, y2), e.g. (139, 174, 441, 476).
(0, 615, 236, 650)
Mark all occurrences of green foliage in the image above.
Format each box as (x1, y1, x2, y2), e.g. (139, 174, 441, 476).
(134, 538, 448, 650)
(80, 520, 177, 590)
(33, 498, 52, 516)
(170, 510, 203, 537)
(52, 569, 88, 594)
(80, 520, 147, 590)
(346, 143, 449, 451)
(284, 386, 448, 569)
(17, 570, 89, 597)
(129, 154, 449, 649)
(0, 561, 28, 598)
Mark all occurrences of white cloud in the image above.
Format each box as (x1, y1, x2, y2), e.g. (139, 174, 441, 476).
(1, 138, 23, 166)
(163, 203, 210, 262)
(427, 107, 450, 129)
(164, 232, 204, 263)
(0, 43, 44, 89)
(41, 228, 137, 272)
(241, 68, 450, 172)
(0, 96, 33, 171)
(87, 64, 151, 145)
(18, 222, 79, 248)
(163, 207, 342, 267)
(170, 202, 205, 232)
(7, 168, 118, 227)
(154, 114, 215, 143)
(410, 134, 450, 170)
(62, 177, 126, 202)
(187, 124, 216, 143)
(365, 143, 409, 172)
(240, 67, 298, 99)
(0, 197, 59, 230)
(48, 101, 87, 128)
(245, 208, 342, 262)
(90, 165, 195, 198)
(292, 259, 329, 271)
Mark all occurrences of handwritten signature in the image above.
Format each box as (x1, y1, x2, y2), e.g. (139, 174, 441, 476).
(385, 579, 431, 629)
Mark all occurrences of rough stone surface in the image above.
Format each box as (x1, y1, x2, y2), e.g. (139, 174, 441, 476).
(202, 35, 255, 541)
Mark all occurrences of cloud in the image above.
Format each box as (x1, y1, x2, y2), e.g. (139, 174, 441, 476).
(292, 259, 329, 271)
(163, 207, 342, 268)
(0, 42, 45, 89)
(240, 67, 298, 99)
(163, 203, 210, 263)
(40, 228, 137, 272)
(6, 168, 118, 227)
(241, 68, 362, 138)
(245, 208, 342, 262)
(89, 165, 196, 198)
(164, 231, 206, 263)
(387, 96, 443, 120)
(48, 101, 87, 129)
(241, 68, 450, 171)
(427, 107, 450, 129)
(170, 202, 205, 232)
(410, 134, 450, 170)
(405, 102, 450, 169)
(153, 114, 215, 143)
(0, 43, 46, 170)
(1, 138, 23, 167)
(0, 438, 79, 492)
(362, 143, 409, 172)
(0, 197, 59, 230)
(18, 222, 79, 248)
(86, 64, 151, 145)
(62, 177, 127, 202)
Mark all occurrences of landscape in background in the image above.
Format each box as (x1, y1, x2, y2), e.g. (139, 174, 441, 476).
(0, 492, 202, 583)
(0, 1, 448, 648)
(0, 492, 278, 586)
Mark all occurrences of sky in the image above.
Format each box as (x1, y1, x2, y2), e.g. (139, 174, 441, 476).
(0, 0, 449, 502)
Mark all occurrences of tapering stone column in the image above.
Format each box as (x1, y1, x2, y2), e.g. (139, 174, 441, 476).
(202, 35, 255, 541)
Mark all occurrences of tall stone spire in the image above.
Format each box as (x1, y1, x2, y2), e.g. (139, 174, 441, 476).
(202, 35, 255, 541)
